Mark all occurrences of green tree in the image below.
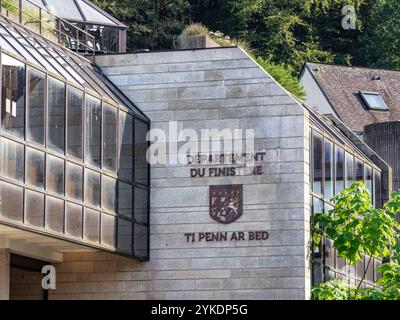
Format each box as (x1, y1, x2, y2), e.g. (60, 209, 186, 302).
(357, 0, 400, 69)
(312, 182, 400, 300)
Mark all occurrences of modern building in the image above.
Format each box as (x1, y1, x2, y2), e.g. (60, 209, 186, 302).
(300, 63, 400, 190)
(0, 0, 391, 300)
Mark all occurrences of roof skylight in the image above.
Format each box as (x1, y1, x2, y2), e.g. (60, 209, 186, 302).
(359, 91, 389, 111)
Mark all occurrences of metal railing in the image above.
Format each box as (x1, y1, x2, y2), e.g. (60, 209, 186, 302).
(0, 0, 96, 57)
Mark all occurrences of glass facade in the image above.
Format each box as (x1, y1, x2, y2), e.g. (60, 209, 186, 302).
(310, 127, 383, 287)
(0, 48, 150, 260)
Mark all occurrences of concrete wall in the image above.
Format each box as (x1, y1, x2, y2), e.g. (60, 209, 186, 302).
(300, 66, 335, 116)
(12, 47, 311, 300)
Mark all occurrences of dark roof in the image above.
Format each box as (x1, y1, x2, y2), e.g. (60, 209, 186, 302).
(30, 0, 126, 28)
(303, 62, 400, 133)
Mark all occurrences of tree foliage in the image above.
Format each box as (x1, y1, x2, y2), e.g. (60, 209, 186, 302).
(313, 182, 400, 300)
(93, 0, 400, 72)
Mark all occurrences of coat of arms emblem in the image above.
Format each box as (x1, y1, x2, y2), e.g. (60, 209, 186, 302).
(209, 185, 243, 224)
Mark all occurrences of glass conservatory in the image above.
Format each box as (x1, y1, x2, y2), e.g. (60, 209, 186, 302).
(31, 0, 127, 53)
(0, 13, 150, 260)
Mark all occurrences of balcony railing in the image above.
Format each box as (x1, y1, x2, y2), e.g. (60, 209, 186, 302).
(0, 0, 95, 57)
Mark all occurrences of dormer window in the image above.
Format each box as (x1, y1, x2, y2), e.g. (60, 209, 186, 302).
(359, 91, 388, 111)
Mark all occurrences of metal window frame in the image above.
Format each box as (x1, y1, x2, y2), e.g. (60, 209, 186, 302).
(0, 47, 150, 260)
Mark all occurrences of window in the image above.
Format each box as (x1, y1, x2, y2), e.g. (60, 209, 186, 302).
(335, 146, 345, 193)
(47, 155, 65, 196)
(134, 223, 148, 258)
(324, 238, 334, 269)
(118, 112, 133, 181)
(27, 68, 45, 144)
(355, 158, 363, 182)
(312, 132, 323, 195)
(345, 153, 354, 187)
(25, 190, 44, 228)
(135, 119, 149, 185)
(85, 169, 100, 207)
(66, 202, 82, 238)
(103, 104, 117, 172)
(134, 187, 148, 225)
(374, 170, 382, 208)
(46, 196, 64, 233)
(102, 175, 116, 213)
(118, 181, 132, 219)
(360, 91, 388, 111)
(0, 138, 24, 182)
(101, 213, 116, 247)
(85, 95, 101, 167)
(66, 162, 83, 201)
(324, 140, 334, 200)
(26, 147, 45, 189)
(67, 87, 83, 159)
(48, 77, 66, 153)
(118, 218, 132, 254)
(84, 208, 100, 243)
(0, 180, 23, 222)
(364, 164, 373, 197)
(1, 54, 25, 139)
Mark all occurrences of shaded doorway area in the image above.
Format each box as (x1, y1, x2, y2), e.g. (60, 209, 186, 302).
(9, 254, 49, 300)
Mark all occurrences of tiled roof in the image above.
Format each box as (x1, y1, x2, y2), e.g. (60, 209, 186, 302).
(304, 62, 400, 133)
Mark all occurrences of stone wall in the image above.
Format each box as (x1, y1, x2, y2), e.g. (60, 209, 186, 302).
(12, 47, 311, 300)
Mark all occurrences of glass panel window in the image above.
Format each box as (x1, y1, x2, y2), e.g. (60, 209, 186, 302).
(66, 202, 82, 238)
(335, 146, 345, 194)
(85, 95, 101, 167)
(103, 104, 117, 172)
(67, 87, 83, 159)
(102, 175, 116, 213)
(25, 190, 44, 228)
(312, 132, 323, 195)
(26, 147, 45, 189)
(364, 164, 373, 198)
(345, 153, 354, 187)
(27, 68, 45, 144)
(135, 119, 149, 185)
(117, 218, 132, 254)
(84, 208, 100, 243)
(355, 158, 363, 182)
(46, 196, 64, 233)
(0, 138, 24, 182)
(85, 169, 100, 207)
(118, 181, 132, 218)
(325, 237, 335, 269)
(0, 180, 23, 222)
(48, 77, 66, 153)
(66, 162, 83, 201)
(47, 155, 65, 196)
(324, 140, 334, 200)
(356, 255, 365, 280)
(374, 170, 382, 208)
(134, 223, 148, 258)
(365, 256, 374, 283)
(134, 187, 148, 225)
(1, 54, 25, 139)
(118, 112, 133, 181)
(101, 213, 116, 247)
